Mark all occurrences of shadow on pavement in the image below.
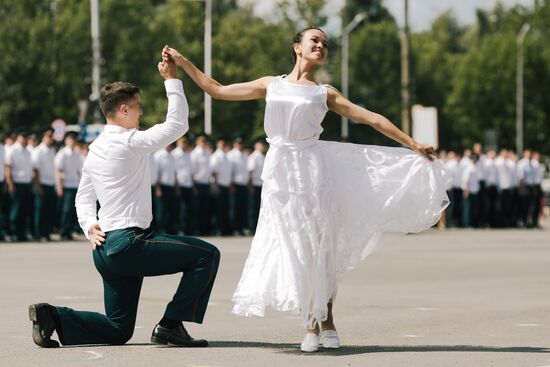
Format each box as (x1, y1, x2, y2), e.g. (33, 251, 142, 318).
(208, 341, 550, 356)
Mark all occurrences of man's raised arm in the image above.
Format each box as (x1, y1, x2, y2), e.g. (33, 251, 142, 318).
(128, 47, 189, 154)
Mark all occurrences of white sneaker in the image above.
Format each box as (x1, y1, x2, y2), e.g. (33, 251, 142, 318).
(320, 330, 340, 348)
(300, 333, 320, 352)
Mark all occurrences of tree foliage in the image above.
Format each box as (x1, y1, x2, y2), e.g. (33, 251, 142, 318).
(0, 0, 549, 154)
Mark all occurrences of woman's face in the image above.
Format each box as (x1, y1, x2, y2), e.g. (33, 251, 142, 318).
(294, 29, 328, 65)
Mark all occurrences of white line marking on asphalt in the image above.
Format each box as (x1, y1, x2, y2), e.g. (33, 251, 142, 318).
(85, 351, 103, 360)
(55, 296, 95, 300)
(415, 307, 437, 311)
(402, 334, 422, 338)
(516, 323, 540, 327)
(207, 302, 219, 306)
(134, 326, 143, 329)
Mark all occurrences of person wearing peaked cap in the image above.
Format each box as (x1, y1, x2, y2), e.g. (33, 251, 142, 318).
(173, 136, 195, 235)
(5, 129, 33, 241)
(0, 133, 7, 239)
(227, 136, 249, 235)
(31, 128, 57, 241)
(55, 131, 82, 240)
(190, 135, 212, 235)
(210, 137, 232, 236)
(154, 142, 178, 234)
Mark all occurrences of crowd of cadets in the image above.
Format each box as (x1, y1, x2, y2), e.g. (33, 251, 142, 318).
(439, 143, 546, 229)
(1, 129, 545, 241)
(0, 128, 267, 242)
(0, 129, 85, 242)
(149, 135, 267, 237)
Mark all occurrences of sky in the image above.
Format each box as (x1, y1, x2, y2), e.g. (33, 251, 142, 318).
(239, 0, 535, 33)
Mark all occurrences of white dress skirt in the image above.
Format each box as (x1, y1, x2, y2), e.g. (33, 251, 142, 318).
(231, 76, 450, 328)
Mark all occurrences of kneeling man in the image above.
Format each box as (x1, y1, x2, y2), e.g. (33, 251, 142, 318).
(29, 47, 220, 348)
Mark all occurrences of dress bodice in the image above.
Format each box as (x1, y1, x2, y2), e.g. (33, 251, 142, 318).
(263, 76, 328, 142)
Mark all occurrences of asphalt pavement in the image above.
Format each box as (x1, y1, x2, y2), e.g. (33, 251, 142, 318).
(1, 219, 549, 367)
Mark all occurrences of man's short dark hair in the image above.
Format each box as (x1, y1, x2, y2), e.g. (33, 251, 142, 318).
(99, 82, 140, 118)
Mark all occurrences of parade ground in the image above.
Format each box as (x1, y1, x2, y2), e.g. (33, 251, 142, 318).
(1, 221, 549, 367)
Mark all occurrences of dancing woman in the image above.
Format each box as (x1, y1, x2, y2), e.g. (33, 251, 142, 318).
(164, 27, 448, 352)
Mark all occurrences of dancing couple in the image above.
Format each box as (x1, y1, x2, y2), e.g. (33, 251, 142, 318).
(30, 28, 448, 352)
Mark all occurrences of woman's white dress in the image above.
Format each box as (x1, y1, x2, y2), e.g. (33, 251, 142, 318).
(232, 76, 449, 327)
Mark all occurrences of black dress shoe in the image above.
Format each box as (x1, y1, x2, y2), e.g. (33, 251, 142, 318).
(29, 303, 60, 348)
(151, 324, 208, 347)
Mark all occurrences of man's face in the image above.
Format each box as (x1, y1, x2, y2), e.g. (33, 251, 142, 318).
(43, 134, 53, 146)
(17, 135, 27, 146)
(65, 136, 76, 148)
(124, 94, 142, 129)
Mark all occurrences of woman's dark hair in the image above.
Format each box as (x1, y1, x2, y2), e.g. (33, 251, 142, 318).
(291, 26, 327, 62)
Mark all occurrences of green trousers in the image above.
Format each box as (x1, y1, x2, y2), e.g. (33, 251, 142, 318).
(56, 227, 220, 345)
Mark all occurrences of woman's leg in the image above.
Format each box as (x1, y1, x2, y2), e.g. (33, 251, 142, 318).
(321, 302, 336, 331)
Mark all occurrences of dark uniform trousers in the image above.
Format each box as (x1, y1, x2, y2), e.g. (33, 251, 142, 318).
(60, 187, 78, 237)
(231, 184, 248, 233)
(178, 186, 195, 235)
(249, 185, 262, 233)
(159, 184, 178, 234)
(195, 183, 211, 235)
(34, 184, 56, 238)
(56, 227, 220, 345)
(9, 183, 32, 240)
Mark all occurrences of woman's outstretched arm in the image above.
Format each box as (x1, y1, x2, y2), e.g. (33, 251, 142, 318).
(326, 86, 435, 160)
(164, 47, 273, 101)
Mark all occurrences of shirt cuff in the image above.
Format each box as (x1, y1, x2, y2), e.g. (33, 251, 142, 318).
(164, 79, 183, 93)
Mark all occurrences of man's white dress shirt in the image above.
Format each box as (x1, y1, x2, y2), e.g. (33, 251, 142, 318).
(190, 146, 211, 184)
(0, 143, 5, 182)
(75, 79, 188, 238)
(228, 148, 248, 185)
(32, 143, 56, 185)
(248, 150, 265, 187)
(55, 146, 83, 188)
(155, 148, 177, 186)
(5, 142, 33, 184)
(210, 149, 232, 187)
(172, 147, 193, 188)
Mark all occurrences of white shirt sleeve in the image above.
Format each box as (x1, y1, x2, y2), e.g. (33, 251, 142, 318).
(127, 79, 189, 155)
(5, 148, 13, 166)
(75, 168, 98, 239)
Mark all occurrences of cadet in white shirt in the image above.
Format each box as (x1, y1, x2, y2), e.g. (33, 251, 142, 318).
(506, 151, 520, 226)
(149, 151, 161, 228)
(5, 130, 33, 241)
(482, 150, 499, 226)
(247, 138, 266, 233)
(210, 138, 233, 236)
(31, 129, 57, 241)
(461, 154, 480, 227)
(0, 134, 6, 238)
(444, 151, 461, 227)
(531, 152, 544, 227)
(28, 53, 219, 349)
(495, 149, 513, 227)
(155, 142, 178, 234)
(190, 135, 212, 235)
(55, 132, 83, 240)
(227, 137, 249, 235)
(516, 149, 534, 226)
(173, 136, 194, 235)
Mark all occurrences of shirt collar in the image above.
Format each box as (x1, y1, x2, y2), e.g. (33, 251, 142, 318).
(104, 124, 133, 133)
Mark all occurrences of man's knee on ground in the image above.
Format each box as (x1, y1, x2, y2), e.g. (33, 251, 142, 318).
(109, 326, 134, 345)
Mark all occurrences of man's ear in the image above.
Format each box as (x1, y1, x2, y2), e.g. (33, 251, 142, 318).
(119, 103, 128, 116)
